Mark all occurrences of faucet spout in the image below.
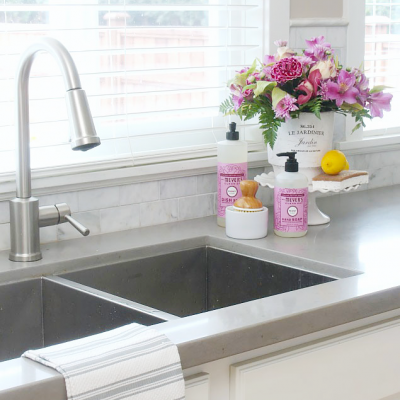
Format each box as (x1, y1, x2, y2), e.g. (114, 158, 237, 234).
(10, 37, 101, 262)
(15, 37, 100, 199)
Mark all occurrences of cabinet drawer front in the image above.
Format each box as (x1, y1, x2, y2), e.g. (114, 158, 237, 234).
(231, 320, 400, 400)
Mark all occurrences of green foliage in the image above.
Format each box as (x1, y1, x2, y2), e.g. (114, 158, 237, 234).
(219, 98, 236, 116)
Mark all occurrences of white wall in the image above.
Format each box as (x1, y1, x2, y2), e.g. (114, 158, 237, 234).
(290, 0, 343, 19)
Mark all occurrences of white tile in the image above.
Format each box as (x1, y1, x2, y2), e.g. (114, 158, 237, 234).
(100, 204, 140, 234)
(248, 167, 266, 181)
(368, 166, 394, 189)
(179, 194, 215, 221)
(119, 181, 159, 206)
(0, 223, 10, 251)
(140, 199, 178, 227)
(0, 201, 10, 224)
(78, 187, 119, 212)
(257, 186, 274, 207)
(197, 174, 217, 194)
(38, 191, 79, 213)
(40, 226, 58, 244)
(57, 210, 101, 241)
(160, 176, 196, 200)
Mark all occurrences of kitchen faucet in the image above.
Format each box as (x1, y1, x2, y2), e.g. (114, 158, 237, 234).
(9, 37, 101, 262)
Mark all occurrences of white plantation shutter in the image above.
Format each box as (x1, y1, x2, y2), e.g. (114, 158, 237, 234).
(0, 0, 265, 175)
(364, 0, 400, 136)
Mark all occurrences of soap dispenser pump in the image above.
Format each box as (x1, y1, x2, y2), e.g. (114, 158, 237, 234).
(274, 152, 308, 237)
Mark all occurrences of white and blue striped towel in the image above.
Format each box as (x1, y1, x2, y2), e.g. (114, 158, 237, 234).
(23, 323, 185, 400)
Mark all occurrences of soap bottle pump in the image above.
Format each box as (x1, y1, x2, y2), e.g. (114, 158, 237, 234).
(274, 152, 308, 237)
(217, 122, 247, 227)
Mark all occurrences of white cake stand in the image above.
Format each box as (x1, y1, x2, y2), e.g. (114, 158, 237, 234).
(254, 172, 365, 226)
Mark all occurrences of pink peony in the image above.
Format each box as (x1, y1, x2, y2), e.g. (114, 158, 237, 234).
(270, 57, 303, 83)
(367, 92, 393, 118)
(274, 95, 299, 119)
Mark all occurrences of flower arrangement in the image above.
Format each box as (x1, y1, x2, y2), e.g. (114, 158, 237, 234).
(219, 36, 393, 148)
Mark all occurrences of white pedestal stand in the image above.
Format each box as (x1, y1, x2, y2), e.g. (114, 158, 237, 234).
(254, 172, 364, 226)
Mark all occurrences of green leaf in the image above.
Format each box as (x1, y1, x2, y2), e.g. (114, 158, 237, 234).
(340, 102, 364, 112)
(219, 97, 236, 116)
(351, 123, 362, 133)
(370, 85, 392, 94)
(271, 87, 288, 109)
(247, 59, 258, 75)
(242, 83, 257, 92)
(254, 81, 276, 98)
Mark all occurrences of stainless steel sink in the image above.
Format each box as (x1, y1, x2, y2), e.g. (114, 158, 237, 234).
(0, 246, 334, 363)
(61, 247, 335, 318)
(0, 276, 176, 363)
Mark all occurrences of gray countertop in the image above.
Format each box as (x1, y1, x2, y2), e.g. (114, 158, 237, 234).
(1, 185, 400, 399)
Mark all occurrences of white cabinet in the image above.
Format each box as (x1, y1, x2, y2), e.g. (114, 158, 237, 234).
(185, 372, 210, 400)
(230, 320, 400, 400)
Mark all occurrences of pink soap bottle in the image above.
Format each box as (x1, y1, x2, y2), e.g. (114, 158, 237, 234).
(274, 152, 308, 237)
(217, 122, 247, 227)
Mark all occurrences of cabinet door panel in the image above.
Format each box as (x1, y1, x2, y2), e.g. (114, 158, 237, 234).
(185, 373, 210, 400)
(231, 321, 400, 400)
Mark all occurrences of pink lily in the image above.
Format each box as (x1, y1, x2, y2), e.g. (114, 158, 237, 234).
(296, 69, 322, 105)
(325, 70, 359, 107)
(367, 92, 393, 118)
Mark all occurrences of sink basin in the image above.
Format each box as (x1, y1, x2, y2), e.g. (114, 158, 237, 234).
(0, 276, 175, 363)
(61, 247, 335, 318)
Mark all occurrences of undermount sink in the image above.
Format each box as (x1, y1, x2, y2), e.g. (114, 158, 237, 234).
(61, 247, 335, 318)
(0, 276, 175, 363)
(0, 246, 335, 363)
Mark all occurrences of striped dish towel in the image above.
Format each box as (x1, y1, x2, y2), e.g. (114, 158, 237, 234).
(23, 323, 185, 400)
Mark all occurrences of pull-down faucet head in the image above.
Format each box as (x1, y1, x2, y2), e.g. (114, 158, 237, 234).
(66, 88, 100, 151)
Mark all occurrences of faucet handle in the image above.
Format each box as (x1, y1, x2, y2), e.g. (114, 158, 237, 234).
(64, 214, 90, 236)
(55, 203, 90, 236)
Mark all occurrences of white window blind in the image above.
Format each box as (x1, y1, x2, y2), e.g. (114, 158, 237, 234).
(0, 0, 264, 175)
(364, 0, 400, 136)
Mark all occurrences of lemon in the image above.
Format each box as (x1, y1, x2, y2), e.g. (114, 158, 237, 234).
(321, 150, 347, 175)
(344, 159, 350, 170)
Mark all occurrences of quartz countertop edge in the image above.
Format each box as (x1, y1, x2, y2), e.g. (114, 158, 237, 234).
(1, 185, 400, 399)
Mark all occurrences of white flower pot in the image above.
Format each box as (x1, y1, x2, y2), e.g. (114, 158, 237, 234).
(267, 112, 335, 169)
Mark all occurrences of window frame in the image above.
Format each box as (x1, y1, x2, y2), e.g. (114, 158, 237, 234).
(0, 0, 290, 199)
(336, 0, 400, 153)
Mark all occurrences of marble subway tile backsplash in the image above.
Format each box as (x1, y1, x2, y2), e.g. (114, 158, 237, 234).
(0, 152, 398, 252)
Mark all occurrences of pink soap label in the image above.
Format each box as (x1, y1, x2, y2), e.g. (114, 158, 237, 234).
(274, 187, 308, 232)
(218, 162, 247, 218)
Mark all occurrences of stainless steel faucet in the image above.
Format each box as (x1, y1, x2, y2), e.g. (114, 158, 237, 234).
(9, 37, 101, 262)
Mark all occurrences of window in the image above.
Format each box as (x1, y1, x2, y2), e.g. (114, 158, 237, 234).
(0, 1, 264, 175)
(364, 0, 400, 136)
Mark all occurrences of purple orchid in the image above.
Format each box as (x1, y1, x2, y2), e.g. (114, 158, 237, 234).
(325, 70, 359, 107)
(274, 95, 299, 119)
(366, 92, 393, 118)
(304, 36, 333, 61)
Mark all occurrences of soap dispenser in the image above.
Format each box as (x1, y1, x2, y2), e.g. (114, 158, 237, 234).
(217, 122, 247, 227)
(274, 152, 308, 237)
